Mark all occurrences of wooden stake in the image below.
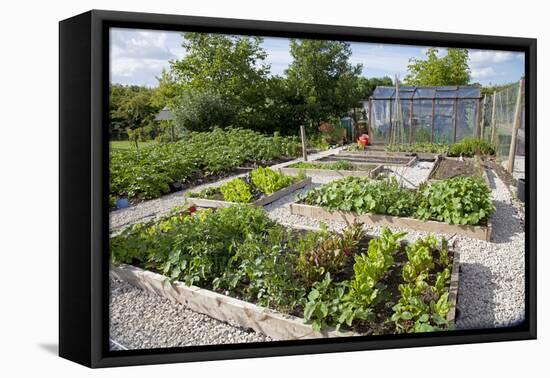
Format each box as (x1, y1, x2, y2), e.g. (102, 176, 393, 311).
(453, 98, 458, 142)
(491, 91, 497, 145)
(479, 96, 487, 140)
(431, 98, 436, 143)
(476, 98, 482, 138)
(368, 98, 373, 143)
(507, 79, 525, 174)
(300, 125, 308, 162)
(409, 99, 414, 144)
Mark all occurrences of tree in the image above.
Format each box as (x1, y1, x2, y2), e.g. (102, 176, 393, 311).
(286, 39, 363, 129)
(356, 76, 393, 98)
(109, 84, 160, 139)
(404, 48, 470, 86)
(151, 68, 179, 109)
(169, 33, 270, 131)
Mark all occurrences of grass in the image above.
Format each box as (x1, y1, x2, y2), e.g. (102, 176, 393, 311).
(110, 140, 157, 151)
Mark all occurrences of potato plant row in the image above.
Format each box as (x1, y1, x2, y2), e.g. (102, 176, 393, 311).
(110, 128, 301, 201)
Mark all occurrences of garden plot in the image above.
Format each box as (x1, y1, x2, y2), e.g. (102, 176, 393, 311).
(262, 168, 524, 330)
(318, 153, 415, 166)
(109, 167, 524, 347)
(110, 206, 459, 341)
(287, 172, 495, 240)
(109, 147, 346, 232)
(428, 156, 487, 183)
(186, 167, 311, 209)
(279, 161, 383, 179)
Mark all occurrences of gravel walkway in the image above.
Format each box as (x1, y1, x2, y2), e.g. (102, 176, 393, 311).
(110, 279, 272, 350)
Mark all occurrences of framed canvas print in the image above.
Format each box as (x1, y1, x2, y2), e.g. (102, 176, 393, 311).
(59, 9, 536, 368)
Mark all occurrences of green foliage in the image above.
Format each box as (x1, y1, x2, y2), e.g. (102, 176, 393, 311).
(448, 137, 495, 157)
(289, 160, 359, 171)
(302, 274, 351, 332)
(391, 235, 453, 333)
(299, 175, 494, 226)
(385, 142, 449, 154)
(110, 128, 301, 200)
(250, 166, 295, 195)
(109, 84, 161, 140)
(172, 88, 237, 132)
(219, 178, 253, 203)
(286, 39, 363, 127)
(298, 177, 417, 217)
(213, 228, 305, 312)
(343, 228, 407, 320)
(169, 33, 272, 132)
(415, 176, 495, 225)
(110, 206, 275, 286)
(404, 48, 471, 86)
(303, 228, 407, 331)
(295, 223, 365, 288)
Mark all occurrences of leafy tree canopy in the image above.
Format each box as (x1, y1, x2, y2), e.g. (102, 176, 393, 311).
(404, 48, 470, 86)
(286, 40, 363, 127)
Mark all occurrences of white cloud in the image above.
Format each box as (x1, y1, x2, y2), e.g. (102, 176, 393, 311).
(469, 50, 517, 65)
(110, 29, 184, 86)
(471, 66, 496, 79)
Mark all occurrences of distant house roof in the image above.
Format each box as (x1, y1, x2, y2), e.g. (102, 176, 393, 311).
(154, 107, 174, 121)
(371, 85, 482, 100)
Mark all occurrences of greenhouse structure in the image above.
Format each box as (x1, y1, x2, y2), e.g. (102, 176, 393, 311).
(363, 85, 483, 145)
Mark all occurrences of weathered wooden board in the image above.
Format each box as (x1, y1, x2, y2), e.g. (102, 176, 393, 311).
(188, 177, 311, 209)
(289, 203, 492, 241)
(322, 154, 412, 165)
(278, 164, 383, 179)
(110, 264, 358, 341)
(447, 251, 460, 323)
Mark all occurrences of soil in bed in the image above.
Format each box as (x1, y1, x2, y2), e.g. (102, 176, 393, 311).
(432, 158, 476, 180)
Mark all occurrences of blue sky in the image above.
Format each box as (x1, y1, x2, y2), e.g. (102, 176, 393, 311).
(110, 28, 525, 88)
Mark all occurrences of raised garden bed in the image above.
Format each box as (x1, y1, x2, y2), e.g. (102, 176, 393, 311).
(279, 161, 383, 178)
(428, 155, 489, 185)
(110, 264, 357, 340)
(187, 167, 311, 208)
(110, 207, 460, 339)
(293, 175, 495, 241)
(289, 202, 492, 241)
(319, 154, 416, 166)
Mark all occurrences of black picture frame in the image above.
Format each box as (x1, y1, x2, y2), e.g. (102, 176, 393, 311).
(59, 9, 537, 368)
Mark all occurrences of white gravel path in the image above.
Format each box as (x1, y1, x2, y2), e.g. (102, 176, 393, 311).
(109, 279, 272, 350)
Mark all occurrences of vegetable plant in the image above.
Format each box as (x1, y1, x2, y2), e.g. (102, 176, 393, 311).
(415, 176, 495, 225)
